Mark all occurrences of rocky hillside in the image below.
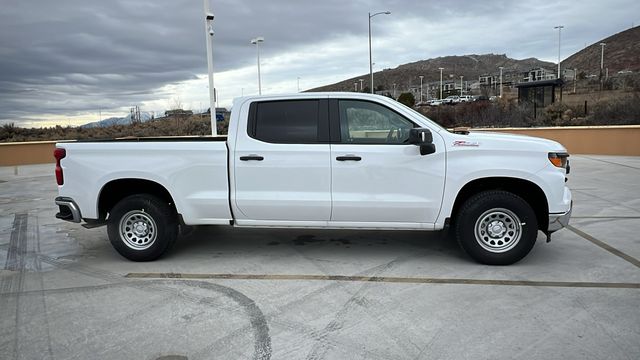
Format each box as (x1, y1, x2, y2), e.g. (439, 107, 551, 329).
(310, 54, 555, 92)
(562, 26, 640, 75)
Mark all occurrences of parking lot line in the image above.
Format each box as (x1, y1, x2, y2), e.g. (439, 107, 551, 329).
(567, 225, 640, 268)
(125, 272, 640, 289)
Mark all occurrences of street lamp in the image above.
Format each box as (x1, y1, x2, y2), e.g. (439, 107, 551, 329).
(419, 75, 424, 103)
(599, 42, 606, 75)
(203, 0, 217, 136)
(438, 67, 444, 100)
(554, 25, 564, 79)
(600, 42, 606, 90)
(499, 66, 504, 98)
(250, 36, 264, 95)
(368, 11, 391, 94)
(459, 76, 464, 96)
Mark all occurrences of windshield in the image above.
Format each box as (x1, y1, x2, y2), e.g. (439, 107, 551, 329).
(397, 102, 446, 132)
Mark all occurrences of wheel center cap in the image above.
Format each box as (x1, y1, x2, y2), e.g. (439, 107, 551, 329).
(134, 222, 147, 236)
(488, 221, 506, 237)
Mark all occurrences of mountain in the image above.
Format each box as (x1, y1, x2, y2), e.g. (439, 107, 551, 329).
(562, 26, 640, 75)
(309, 54, 555, 92)
(82, 112, 153, 128)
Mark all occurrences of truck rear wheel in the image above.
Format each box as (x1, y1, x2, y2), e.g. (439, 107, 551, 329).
(107, 194, 178, 261)
(455, 190, 538, 265)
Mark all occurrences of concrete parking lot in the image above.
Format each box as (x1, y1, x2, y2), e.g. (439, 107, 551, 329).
(1, 155, 639, 360)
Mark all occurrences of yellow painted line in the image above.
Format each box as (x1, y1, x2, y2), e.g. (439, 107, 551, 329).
(125, 273, 640, 289)
(567, 225, 640, 268)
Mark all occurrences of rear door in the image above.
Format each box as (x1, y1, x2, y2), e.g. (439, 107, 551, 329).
(233, 99, 332, 221)
(329, 99, 446, 224)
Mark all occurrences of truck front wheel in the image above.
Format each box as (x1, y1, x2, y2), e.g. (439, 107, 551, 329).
(455, 191, 538, 265)
(107, 194, 178, 261)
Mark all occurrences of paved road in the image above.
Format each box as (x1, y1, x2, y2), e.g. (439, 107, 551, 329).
(1, 155, 639, 359)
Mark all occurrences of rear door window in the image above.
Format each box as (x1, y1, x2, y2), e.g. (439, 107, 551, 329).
(249, 100, 322, 143)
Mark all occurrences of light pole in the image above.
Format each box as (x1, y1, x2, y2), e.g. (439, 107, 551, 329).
(599, 42, 606, 79)
(499, 66, 504, 98)
(203, 0, 217, 136)
(554, 25, 564, 79)
(419, 75, 424, 103)
(368, 11, 391, 94)
(438, 67, 444, 100)
(251, 36, 264, 95)
(459, 76, 464, 96)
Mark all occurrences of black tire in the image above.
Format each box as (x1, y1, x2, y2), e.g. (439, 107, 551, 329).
(107, 194, 178, 261)
(455, 190, 538, 265)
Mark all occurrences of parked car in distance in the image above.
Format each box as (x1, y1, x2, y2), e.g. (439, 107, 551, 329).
(443, 95, 460, 104)
(459, 95, 473, 102)
(472, 95, 490, 102)
(427, 99, 443, 106)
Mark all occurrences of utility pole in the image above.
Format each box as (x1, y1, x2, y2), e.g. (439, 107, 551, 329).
(368, 11, 390, 94)
(554, 25, 564, 80)
(203, 0, 217, 135)
(438, 67, 444, 100)
(600, 42, 606, 91)
(251, 37, 264, 95)
(499, 66, 504, 98)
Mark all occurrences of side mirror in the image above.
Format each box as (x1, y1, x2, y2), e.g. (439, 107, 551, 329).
(409, 128, 436, 155)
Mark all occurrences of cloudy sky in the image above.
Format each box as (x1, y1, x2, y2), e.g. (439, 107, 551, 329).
(1, 0, 638, 127)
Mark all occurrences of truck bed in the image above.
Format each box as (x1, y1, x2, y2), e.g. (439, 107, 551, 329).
(57, 139, 232, 225)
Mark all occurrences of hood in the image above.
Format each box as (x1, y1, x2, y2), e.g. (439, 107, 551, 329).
(448, 131, 567, 152)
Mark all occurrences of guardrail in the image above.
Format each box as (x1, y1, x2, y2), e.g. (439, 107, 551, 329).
(1, 125, 639, 166)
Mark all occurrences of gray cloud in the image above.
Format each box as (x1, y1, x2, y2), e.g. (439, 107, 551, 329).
(0, 0, 638, 126)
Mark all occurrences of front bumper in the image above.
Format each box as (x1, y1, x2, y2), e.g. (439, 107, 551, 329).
(548, 200, 572, 233)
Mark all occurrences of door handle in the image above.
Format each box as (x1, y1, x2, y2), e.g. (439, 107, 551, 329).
(336, 155, 361, 161)
(240, 155, 264, 161)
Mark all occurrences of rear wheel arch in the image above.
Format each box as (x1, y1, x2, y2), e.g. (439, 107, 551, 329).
(449, 177, 549, 232)
(97, 178, 177, 221)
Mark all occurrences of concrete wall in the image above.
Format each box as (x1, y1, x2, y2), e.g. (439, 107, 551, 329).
(473, 125, 640, 156)
(1, 125, 639, 166)
(0, 141, 58, 166)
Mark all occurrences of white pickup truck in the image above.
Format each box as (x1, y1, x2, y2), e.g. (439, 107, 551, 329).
(54, 93, 572, 265)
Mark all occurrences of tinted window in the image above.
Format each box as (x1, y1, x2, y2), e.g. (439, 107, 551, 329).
(338, 100, 415, 144)
(253, 100, 319, 143)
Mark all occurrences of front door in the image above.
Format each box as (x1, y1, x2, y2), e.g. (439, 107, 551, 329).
(330, 99, 445, 224)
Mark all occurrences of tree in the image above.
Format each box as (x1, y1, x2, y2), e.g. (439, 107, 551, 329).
(397, 92, 415, 107)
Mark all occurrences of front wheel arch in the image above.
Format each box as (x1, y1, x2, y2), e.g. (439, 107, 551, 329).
(448, 177, 549, 232)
